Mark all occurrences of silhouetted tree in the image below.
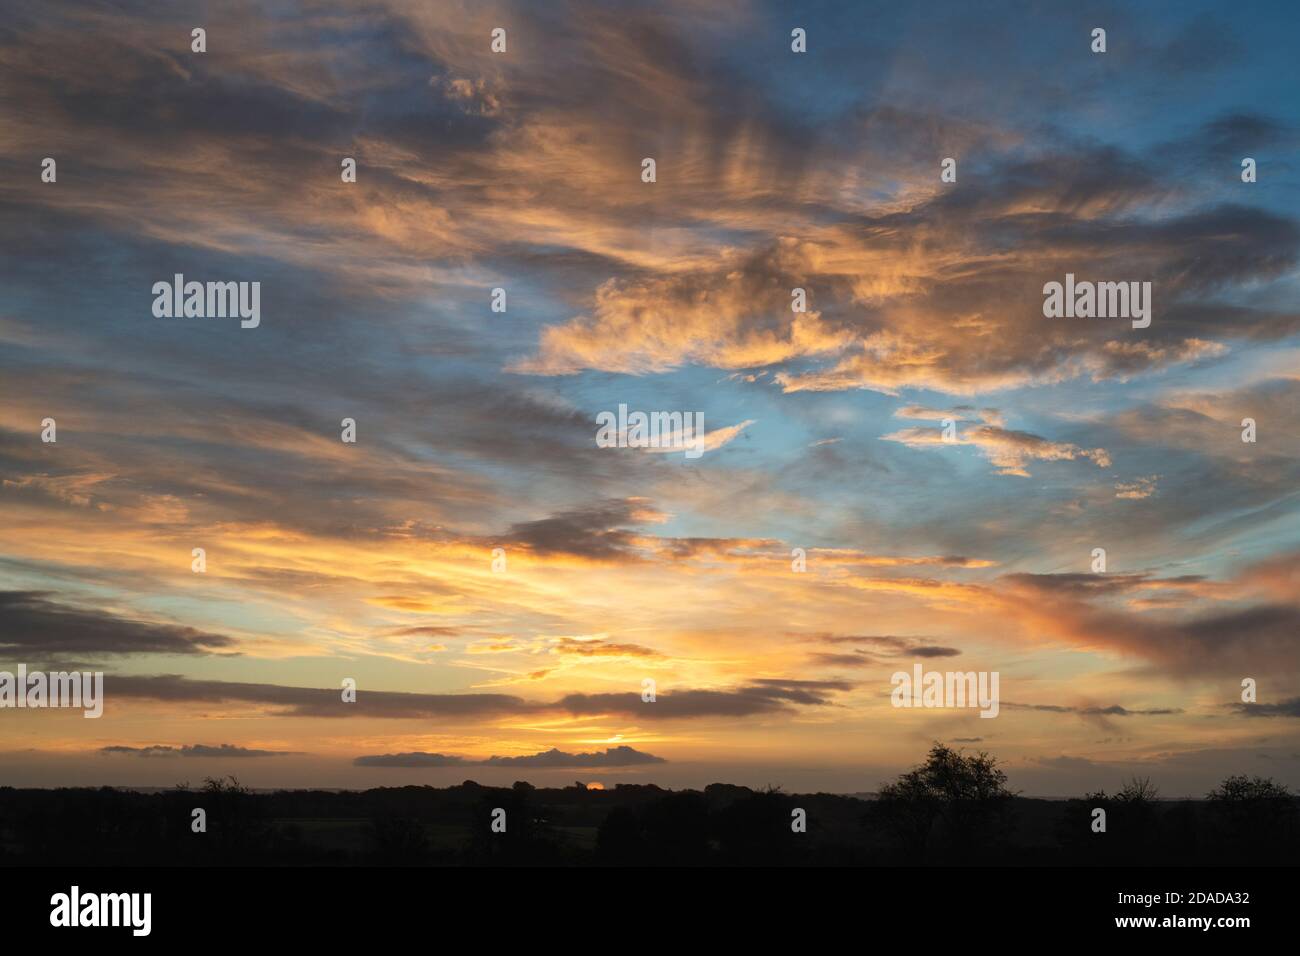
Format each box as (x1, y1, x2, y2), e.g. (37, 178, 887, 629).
(7, 752, 1297, 867)
(198, 775, 268, 862)
(1074, 776, 1162, 863)
(872, 743, 1015, 861)
(637, 791, 712, 865)
(715, 786, 801, 865)
(465, 783, 561, 865)
(1206, 775, 1297, 860)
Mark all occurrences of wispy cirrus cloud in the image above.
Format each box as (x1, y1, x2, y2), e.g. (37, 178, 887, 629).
(880, 424, 1111, 477)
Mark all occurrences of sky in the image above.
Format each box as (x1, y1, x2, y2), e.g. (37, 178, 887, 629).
(0, 0, 1298, 797)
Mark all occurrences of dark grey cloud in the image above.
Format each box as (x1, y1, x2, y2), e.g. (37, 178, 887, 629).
(1160, 111, 1297, 178)
(1233, 697, 1300, 718)
(503, 500, 648, 561)
(999, 554, 1300, 679)
(1005, 702, 1183, 717)
(107, 674, 537, 719)
(0, 591, 237, 657)
(104, 674, 847, 721)
(100, 743, 293, 758)
(355, 744, 664, 769)
(482, 745, 665, 768)
(912, 646, 963, 658)
(804, 633, 963, 666)
(1002, 700, 1184, 738)
(810, 652, 875, 667)
(1124, 603, 1300, 677)
(559, 679, 852, 718)
(1001, 572, 1207, 598)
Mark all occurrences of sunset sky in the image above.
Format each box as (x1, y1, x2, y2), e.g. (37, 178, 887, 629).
(1, 0, 1298, 796)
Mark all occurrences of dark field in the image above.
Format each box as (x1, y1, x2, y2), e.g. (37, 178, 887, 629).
(2, 775, 1294, 867)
